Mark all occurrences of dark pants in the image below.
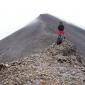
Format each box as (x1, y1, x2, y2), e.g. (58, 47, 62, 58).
(57, 35, 63, 45)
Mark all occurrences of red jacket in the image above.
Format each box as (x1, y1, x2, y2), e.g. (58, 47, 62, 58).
(57, 31, 64, 36)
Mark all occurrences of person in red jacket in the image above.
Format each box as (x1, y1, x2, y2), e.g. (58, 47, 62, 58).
(57, 22, 65, 45)
(58, 22, 64, 35)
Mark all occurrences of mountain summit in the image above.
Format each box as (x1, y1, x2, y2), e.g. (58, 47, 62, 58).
(0, 14, 85, 64)
(0, 14, 85, 84)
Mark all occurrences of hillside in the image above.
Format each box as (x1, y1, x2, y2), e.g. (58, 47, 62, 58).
(0, 39, 85, 85)
(0, 14, 85, 64)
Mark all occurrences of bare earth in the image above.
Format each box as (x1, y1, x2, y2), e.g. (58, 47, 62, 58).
(0, 40, 85, 85)
(0, 14, 85, 64)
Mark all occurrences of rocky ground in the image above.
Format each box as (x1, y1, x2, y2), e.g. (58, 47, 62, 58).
(0, 39, 85, 85)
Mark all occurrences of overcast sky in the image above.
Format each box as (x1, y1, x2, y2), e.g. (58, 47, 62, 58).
(0, 0, 85, 40)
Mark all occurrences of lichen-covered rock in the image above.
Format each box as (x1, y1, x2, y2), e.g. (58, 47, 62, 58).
(0, 40, 85, 85)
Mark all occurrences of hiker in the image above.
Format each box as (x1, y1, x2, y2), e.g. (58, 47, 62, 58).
(57, 22, 65, 45)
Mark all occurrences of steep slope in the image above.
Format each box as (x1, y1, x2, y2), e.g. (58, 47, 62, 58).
(0, 19, 57, 63)
(0, 40, 85, 85)
(38, 14, 85, 63)
(0, 14, 85, 63)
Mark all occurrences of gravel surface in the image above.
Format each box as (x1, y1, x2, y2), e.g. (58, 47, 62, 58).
(0, 40, 85, 85)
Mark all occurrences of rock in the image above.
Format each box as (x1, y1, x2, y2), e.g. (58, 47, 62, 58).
(0, 40, 85, 85)
(57, 59, 67, 63)
(0, 63, 7, 71)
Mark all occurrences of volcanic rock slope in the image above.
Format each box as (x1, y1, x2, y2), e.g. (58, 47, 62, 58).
(0, 14, 85, 63)
(0, 40, 85, 85)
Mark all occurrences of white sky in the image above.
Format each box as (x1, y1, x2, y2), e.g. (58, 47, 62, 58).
(0, 0, 85, 40)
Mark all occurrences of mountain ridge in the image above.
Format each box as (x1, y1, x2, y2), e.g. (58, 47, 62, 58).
(0, 14, 85, 64)
(0, 39, 85, 85)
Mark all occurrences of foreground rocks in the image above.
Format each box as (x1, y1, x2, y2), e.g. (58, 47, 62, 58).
(0, 40, 85, 85)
